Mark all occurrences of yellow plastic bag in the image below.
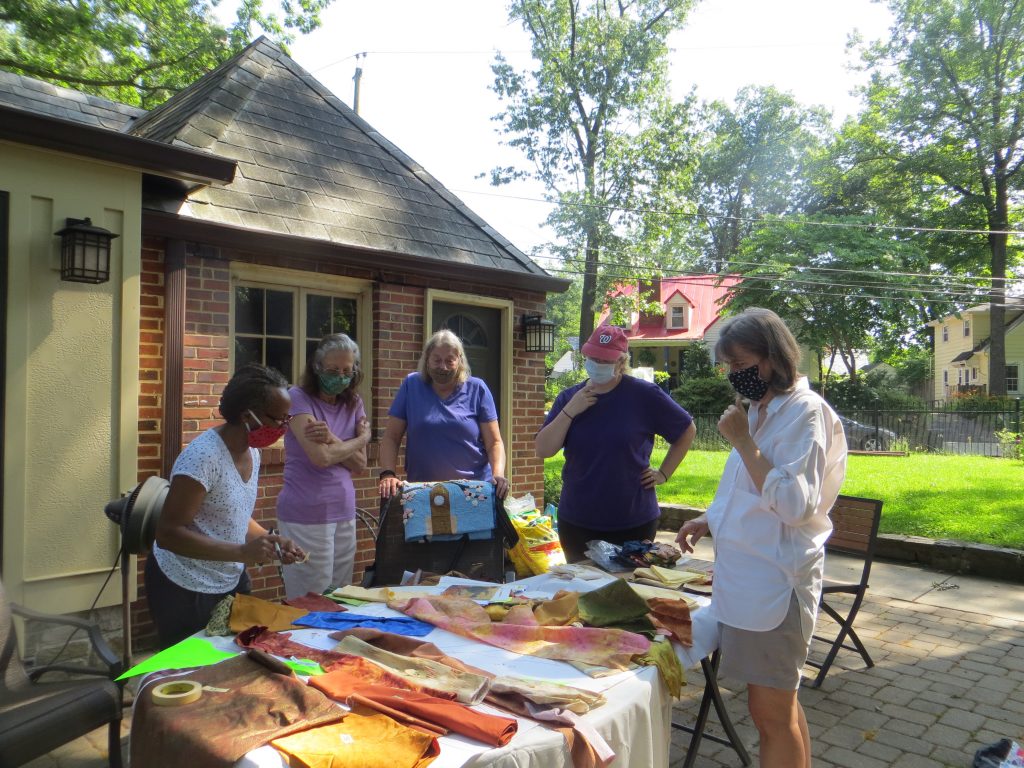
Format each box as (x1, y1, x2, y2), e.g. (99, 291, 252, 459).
(506, 509, 566, 577)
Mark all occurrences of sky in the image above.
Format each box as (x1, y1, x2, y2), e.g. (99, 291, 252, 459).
(274, 0, 895, 262)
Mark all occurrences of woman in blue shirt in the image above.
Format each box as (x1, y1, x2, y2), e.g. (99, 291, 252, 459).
(378, 330, 508, 499)
(536, 325, 696, 563)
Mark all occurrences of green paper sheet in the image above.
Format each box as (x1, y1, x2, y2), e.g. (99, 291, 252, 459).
(284, 659, 324, 676)
(116, 637, 239, 680)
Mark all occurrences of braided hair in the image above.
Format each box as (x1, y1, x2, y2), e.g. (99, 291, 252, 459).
(218, 364, 288, 424)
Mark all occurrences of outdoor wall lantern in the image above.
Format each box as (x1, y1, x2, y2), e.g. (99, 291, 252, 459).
(522, 313, 555, 353)
(54, 217, 117, 284)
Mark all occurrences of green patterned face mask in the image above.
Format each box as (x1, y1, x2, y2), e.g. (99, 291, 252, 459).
(317, 371, 351, 395)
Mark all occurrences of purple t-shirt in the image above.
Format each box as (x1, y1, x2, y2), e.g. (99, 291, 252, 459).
(389, 373, 498, 482)
(277, 386, 365, 524)
(544, 375, 692, 530)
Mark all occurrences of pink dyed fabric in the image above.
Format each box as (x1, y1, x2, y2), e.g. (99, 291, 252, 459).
(392, 596, 649, 670)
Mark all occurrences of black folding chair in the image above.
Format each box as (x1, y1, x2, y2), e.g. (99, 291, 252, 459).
(804, 494, 884, 688)
(671, 649, 751, 767)
(360, 485, 518, 587)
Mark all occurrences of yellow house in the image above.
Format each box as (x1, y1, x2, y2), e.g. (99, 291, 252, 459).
(927, 301, 1024, 401)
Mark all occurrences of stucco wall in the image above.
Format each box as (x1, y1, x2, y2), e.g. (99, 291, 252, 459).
(1, 142, 141, 613)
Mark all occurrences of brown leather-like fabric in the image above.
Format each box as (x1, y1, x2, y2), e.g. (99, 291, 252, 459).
(130, 655, 343, 768)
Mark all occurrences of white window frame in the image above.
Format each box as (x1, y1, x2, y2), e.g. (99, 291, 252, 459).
(942, 325, 949, 342)
(230, 264, 374, 414)
(1008, 363, 1020, 394)
(963, 318, 970, 337)
(666, 301, 689, 330)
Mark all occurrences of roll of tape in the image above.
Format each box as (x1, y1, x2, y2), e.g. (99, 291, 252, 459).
(152, 680, 203, 707)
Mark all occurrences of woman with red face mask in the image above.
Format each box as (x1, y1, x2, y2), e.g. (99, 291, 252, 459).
(145, 364, 306, 648)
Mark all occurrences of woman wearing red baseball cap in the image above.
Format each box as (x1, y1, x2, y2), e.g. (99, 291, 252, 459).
(535, 324, 696, 562)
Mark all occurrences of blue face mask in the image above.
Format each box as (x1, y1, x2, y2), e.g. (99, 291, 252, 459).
(317, 371, 352, 395)
(584, 359, 617, 385)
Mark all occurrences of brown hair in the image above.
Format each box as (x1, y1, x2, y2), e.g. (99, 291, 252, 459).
(715, 308, 801, 392)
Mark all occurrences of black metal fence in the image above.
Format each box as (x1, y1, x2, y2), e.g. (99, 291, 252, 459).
(688, 400, 1024, 456)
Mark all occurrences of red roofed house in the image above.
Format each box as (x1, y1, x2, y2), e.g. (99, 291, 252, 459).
(598, 275, 740, 386)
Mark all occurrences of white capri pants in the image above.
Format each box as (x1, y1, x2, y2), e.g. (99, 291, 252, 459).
(277, 519, 357, 599)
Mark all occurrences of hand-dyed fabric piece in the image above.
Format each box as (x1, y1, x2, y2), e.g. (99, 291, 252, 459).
(235, 627, 351, 672)
(327, 628, 494, 679)
(296, 612, 434, 637)
(635, 638, 685, 698)
(632, 565, 703, 588)
(488, 674, 606, 715)
(627, 582, 699, 608)
(205, 594, 235, 636)
(333, 635, 490, 704)
(130, 655, 344, 768)
(647, 597, 693, 647)
(501, 603, 539, 625)
(577, 579, 651, 630)
(228, 593, 309, 633)
(393, 596, 650, 670)
(310, 655, 459, 701)
(347, 693, 447, 736)
(532, 590, 579, 626)
(270, 710, 439, 768)
(329, 585, 393, 603)
(352, 684, 518, 746)
(530, 706, 615, 768)
(284, 592, 348, 613)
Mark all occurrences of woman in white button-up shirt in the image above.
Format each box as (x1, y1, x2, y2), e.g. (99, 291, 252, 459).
(677, 308, 847, 768)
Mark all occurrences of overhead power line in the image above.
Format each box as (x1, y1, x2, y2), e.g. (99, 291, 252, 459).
(452, 186, 1024, 239)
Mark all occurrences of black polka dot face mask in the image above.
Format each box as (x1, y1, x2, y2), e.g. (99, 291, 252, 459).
(727, 364, 770, 401)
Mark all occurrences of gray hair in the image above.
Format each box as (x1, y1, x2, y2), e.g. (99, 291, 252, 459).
(715, 308, 801, 392)
(417, 329, 471, 385)
(300, 333, 363, 405)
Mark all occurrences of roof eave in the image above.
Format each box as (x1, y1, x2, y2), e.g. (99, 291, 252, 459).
(0, 105, 236, 186)
(142, 210, 571, 293)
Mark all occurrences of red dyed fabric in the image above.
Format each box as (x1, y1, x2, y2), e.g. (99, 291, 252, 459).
(310, 656, 459, 701)
(283, 592, 348, 613)
(353, 685, 518, 747)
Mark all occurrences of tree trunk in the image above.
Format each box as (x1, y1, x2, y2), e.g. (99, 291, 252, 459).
(988, 177, 1009, 396)
(579, 226, 601, 346)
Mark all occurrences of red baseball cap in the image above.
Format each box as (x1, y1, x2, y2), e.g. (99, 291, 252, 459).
(581, 325, 629, 362)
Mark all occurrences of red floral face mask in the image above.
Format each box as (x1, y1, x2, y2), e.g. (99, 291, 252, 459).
(245, 409, 287, 448)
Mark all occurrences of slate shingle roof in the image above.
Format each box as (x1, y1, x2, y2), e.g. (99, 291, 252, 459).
(129, 37, 550, 280)
(0, 70, 144, 130)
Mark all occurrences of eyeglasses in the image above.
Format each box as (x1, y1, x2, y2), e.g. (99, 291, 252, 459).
(262, 412, 294, 429)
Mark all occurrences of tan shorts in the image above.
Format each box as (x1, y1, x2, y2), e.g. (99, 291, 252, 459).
(717, 590, 809, 690)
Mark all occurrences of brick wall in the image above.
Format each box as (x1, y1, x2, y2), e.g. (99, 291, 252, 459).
(131, 239, 550, 650)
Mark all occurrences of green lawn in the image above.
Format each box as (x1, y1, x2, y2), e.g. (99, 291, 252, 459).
(544, 450, 1024, 550)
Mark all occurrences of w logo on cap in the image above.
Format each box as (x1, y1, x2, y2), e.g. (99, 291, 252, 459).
(599, 334, 612, 344)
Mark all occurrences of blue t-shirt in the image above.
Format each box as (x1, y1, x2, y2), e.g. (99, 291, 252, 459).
(389, 373, 498, 482)
(544, 376, 692, 530)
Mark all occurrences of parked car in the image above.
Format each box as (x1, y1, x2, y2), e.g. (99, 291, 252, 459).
(838, 415, 897, 451)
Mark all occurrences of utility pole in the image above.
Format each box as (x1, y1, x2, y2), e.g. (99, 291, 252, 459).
(352, 52, 365, 114)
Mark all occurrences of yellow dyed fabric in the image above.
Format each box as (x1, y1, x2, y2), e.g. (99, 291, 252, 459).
(229, 593, 309, 633)
(271, 711, 438, 768)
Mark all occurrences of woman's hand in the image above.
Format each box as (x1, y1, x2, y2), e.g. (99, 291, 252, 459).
(355, 417, 371, 444)
(718, 396, 751, 448)
(491, 476, 509, 499)
(272, 534, 306, 565)
(379, 474, 402, 499)
(304, 419, 332, 445)
(564, 382, 598, 419)
(641, 467, 667, 490)
(675, 515, 709, 553)
(239, 534, 280, 565)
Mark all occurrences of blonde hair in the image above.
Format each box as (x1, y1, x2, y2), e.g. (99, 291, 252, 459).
(417, 329, 471, 385)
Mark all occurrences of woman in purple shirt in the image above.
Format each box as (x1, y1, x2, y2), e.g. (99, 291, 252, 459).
(378, 330, 508, 500)
(536, 325, 696, 563)
(277, 334, 370, 598)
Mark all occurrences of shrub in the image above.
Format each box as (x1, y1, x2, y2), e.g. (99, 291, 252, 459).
(995, 428, 1023, 460)
(544, 367, 588, 405)
(672, 375, 735, 415)
(543, 464, 563, 506)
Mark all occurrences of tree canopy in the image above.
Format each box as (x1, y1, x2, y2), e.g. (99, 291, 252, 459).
(490, 0, 696, 344)
(0, 0, 336, 107)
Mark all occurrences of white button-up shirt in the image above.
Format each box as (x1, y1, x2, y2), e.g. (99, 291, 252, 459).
(706, 378, 847, 634)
